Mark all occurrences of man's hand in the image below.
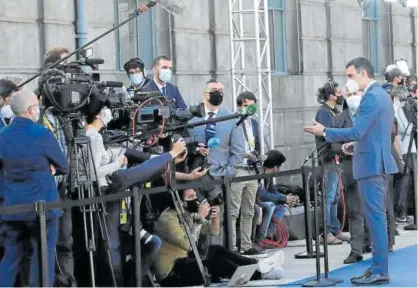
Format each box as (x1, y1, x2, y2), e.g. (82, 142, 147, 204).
(342, 142, 354, 156)
(286, 195, 299, 206)
(198, 200, 211, 219)
(304, 120, 325, 136)
(50, 165, 56, 176)
(210, 206, 220, 219)
(170, 138, 187, 158)
(196, 144, 210, 156)
(188, 167, 208, 180)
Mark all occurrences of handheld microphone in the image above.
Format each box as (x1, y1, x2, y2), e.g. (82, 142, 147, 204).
(207, 137, 221, 149)
(236, 103, 258, 127)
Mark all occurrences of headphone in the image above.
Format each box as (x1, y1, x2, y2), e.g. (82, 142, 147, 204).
(323, 78, 336, 101)
(123, 57, 145, 72)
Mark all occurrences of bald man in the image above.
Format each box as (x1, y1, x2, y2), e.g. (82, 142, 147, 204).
(0, 90, 68, 286)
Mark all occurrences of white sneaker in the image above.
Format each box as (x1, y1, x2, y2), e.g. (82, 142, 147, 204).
(261, 267, 284, 280)
(257, 250, 284, 273)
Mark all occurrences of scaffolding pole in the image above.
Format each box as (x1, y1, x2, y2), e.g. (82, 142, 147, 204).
(228, 0, 274, 154)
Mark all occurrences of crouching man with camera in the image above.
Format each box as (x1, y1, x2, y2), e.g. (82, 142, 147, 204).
(153, 188, 284, 287)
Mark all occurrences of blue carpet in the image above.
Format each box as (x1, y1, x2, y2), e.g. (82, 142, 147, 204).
(286, 245, 417, 287)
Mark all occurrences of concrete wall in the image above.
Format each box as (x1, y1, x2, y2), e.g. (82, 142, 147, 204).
(0, 0, 416, 182)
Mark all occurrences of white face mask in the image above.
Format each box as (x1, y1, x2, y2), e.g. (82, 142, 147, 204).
(31, 105, 40, 122)
(101, 108, 113, 127)
(346, 79, 360, 94)
(346, 94, 362, 115)
(159, 69, 172, 83)
(130, 73, 144, 86)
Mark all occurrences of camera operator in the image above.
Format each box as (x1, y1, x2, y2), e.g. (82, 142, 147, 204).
(0, 78, 19, 128)
(153, 188, 284, 287)
(142, 55, 187, 109)
(314, 81, 349, 245)
(0, 90, 68, 286)
(84, 100, 186, 286)
(124, 57, 151, 92)
(230, 91, 263, 255)
(391, 86, 416, 222)
(407, 75, 417, 97)
(44, 47, 71, 67)
(189, 79, 245, 245)
(382, 65, 405, 94)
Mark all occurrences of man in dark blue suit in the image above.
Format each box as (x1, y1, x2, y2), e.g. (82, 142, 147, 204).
(141, 55, 187, 109)
(305, 57, 398, 285)
(0, 90, 68, 286)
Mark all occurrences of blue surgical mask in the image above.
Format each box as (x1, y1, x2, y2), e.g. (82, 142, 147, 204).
(130, 73, 144, 86)
(159, 69, 172, 83)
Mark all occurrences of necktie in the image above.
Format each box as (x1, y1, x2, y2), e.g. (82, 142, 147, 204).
(162, 86, 167, 96)
(205, 112, 216, 144)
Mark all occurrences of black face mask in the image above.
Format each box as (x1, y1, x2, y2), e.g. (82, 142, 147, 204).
(336, 96, 344, 105)
(184, 199, 199, 213)
(208, 91, 224, 106)
(398, 79, 405, 86)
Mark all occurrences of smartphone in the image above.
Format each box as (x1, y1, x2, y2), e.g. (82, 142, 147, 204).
(199, 162, 212, 171)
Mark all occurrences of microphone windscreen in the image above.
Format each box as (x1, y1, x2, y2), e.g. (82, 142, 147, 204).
(245, 104, 258, 116)
(207, 137, 220, 148)
(103, 81, 124, 88)
(84, 58, 105, 65)
(154, 0, 185, 15)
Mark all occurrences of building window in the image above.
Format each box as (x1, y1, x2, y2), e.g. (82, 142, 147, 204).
(268, 0, 287, 73)
(362, 0, 379, 72)
(115, 0, 155, 71)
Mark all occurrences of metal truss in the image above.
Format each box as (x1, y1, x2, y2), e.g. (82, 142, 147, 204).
(228, 0, 274, 154)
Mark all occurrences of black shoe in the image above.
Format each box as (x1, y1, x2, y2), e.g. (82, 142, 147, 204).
(363, 245, 372, 254)
(351, 273, 389, 285)
(343, 252, 363, 264)
(351, 268, 372, 281)
(395, 229, 400, 236)
(241, 247, 267, 257)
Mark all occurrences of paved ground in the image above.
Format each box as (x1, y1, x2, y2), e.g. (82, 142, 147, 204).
(275, 223, 417, 285)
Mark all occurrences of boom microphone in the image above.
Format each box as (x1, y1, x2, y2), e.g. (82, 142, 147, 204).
(130, 0, 184, 17)
(100, 81, 124, 88)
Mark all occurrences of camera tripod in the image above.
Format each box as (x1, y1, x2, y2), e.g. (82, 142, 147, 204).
(165, 161, 211, 286)
(65, 120, 117, 287)
(398, 120, 417, 231)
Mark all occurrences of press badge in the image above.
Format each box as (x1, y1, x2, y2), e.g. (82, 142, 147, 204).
(120, 199, 127, 225)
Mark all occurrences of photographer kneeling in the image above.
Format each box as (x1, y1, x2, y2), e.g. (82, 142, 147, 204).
(153, 188, 284, 287)
(84, 100, 187, 286)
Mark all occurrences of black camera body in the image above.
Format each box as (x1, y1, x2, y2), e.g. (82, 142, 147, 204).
(248, 150, 264, 174)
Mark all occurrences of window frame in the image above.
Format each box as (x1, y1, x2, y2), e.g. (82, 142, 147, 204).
(268, 0, 287, 75)
(362, 0, 380, 74)
(114, 0, 156, 71)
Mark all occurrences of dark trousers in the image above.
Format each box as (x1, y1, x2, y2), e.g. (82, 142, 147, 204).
(160, 245, 261, 287)
(344, 183, 365, 255)
(0, 218, 59, 287)
(55, 194, 76, 286)
(386, 175, 396, 247)
(394, 153, 417, 217)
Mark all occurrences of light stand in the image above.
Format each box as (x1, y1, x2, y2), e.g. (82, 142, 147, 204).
(303, 152, 343, 287)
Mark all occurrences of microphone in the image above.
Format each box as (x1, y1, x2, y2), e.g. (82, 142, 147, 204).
(207, 137, 220, 149)
(132, 91, 163, 102)
(100, 81, 124, 88)
(84, 58, 105, 66)
(130, 0, 184, 17)
(236, 103, 258, 127)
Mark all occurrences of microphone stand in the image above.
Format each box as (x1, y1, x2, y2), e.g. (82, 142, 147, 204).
(18, 1, 157, 88)
(302, 149, 342, 287)
(295, 143, 328, 260)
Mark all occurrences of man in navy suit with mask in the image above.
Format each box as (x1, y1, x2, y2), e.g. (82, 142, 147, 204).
(305, 57, 398, 285)
(141, 55, 187, 109)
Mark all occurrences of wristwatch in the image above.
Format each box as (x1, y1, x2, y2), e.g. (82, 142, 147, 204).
(322, 128, 327, 138)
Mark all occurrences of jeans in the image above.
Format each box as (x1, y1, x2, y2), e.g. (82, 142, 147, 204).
(160, 245, 261, 287)
(255, 202, 275, 242)
(0, 218, 59, 287)
(325, 170, 340, 234)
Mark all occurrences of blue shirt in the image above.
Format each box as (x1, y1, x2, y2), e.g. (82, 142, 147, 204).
(0, 117, 68, 220)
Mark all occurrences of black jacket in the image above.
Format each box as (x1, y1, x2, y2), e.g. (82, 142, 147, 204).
(330, 109, 356, 187)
